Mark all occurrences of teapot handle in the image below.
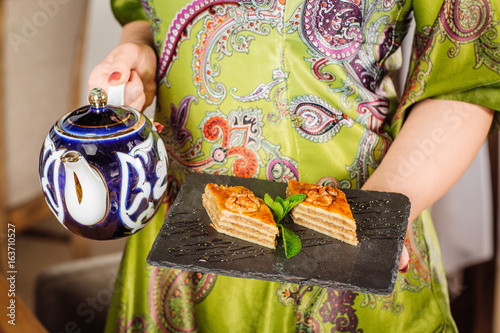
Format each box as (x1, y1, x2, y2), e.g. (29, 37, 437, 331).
(107, 83, 126, 106)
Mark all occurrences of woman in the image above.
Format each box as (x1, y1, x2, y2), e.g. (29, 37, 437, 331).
(89, 0, 499, 331)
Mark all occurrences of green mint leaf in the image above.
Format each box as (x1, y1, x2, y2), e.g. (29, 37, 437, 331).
(280, 193, 307, 217)
(264, 192, 306, 258)
(264, 194, 284, 222)
(283, 193, 307, 212)
(263, 193, 274, 207)
(281, 226, 301, 258)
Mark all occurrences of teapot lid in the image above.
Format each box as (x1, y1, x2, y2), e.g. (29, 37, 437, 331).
(55, 88, 144, 139)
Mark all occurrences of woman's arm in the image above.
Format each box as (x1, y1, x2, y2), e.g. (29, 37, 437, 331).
(119, 20, 155, 46)
(88, 21, 157, 111)
(362, 99, 494, 270)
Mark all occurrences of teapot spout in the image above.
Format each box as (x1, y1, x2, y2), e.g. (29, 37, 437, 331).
(61, 151, 108, 225)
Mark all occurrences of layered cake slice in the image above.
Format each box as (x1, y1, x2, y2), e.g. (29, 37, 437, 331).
(286, 180, 358, 246)
(202, 184, 279, 249)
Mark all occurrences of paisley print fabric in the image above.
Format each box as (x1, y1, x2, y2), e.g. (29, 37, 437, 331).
(106, 0, 500, 332)
(394, 0, 500, 132)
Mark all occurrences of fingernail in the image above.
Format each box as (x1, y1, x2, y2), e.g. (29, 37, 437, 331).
(153, 122, 164, 133)
(108, 71, 121, 83)
(399, 263, 409, 274)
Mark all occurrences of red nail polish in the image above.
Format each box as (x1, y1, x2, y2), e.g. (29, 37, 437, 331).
(108, 71, 121, 82)
(153, 122, 164, 133)
(399, 263, 409, 274)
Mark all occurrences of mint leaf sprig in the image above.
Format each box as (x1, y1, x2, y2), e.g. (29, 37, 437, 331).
(264, 193, 306, 258)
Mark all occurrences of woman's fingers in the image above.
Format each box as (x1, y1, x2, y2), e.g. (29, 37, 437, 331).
(124, 70, 147, 111)
(399, 246, 409, 273)
(87, 42, 157, 111)
(105, 44, 144, 84)
(88, 61, 113, 92)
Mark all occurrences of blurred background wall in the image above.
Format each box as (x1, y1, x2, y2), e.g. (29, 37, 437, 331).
(1, 0, 126, 320)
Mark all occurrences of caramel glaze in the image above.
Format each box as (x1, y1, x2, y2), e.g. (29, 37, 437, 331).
(205, 184, 277, 228)
(286, 180, 355, 221)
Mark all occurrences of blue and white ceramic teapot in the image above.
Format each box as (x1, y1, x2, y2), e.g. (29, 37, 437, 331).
(39, 86, 168, 240)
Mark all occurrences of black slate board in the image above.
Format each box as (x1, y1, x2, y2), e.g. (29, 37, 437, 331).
(147, 173, 410, 295)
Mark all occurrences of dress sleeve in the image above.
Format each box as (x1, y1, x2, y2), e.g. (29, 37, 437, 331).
(391, 0, 500, 134)
(111, 0, 148, 26)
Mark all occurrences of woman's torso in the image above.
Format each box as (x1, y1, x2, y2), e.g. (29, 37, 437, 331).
(148, 0, 414, 189)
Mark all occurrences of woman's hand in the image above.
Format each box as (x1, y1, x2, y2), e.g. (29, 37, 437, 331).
(398, 246, 409, 273)
(362, 99, 494, 274)
(88, 21, 157, 111)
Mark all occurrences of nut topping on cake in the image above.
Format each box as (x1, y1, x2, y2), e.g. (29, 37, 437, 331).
(286, 180, 358, 246)
(303, 185, 339, 207)
(225, 189, 261, 213)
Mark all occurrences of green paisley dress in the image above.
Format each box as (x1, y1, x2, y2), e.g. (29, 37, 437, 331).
(107, 0, 500, 332)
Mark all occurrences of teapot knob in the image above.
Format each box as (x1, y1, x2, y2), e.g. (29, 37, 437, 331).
(88, 88, 107, 108)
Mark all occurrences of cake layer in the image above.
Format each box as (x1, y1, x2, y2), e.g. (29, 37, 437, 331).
(292, 205, 356, 231)
(291, 209, 356, 236)
(291, 213, 358, 246)
(202, 183, 279, 249)
(212, 223, 277, 249)
(287, 180, 358, 246)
